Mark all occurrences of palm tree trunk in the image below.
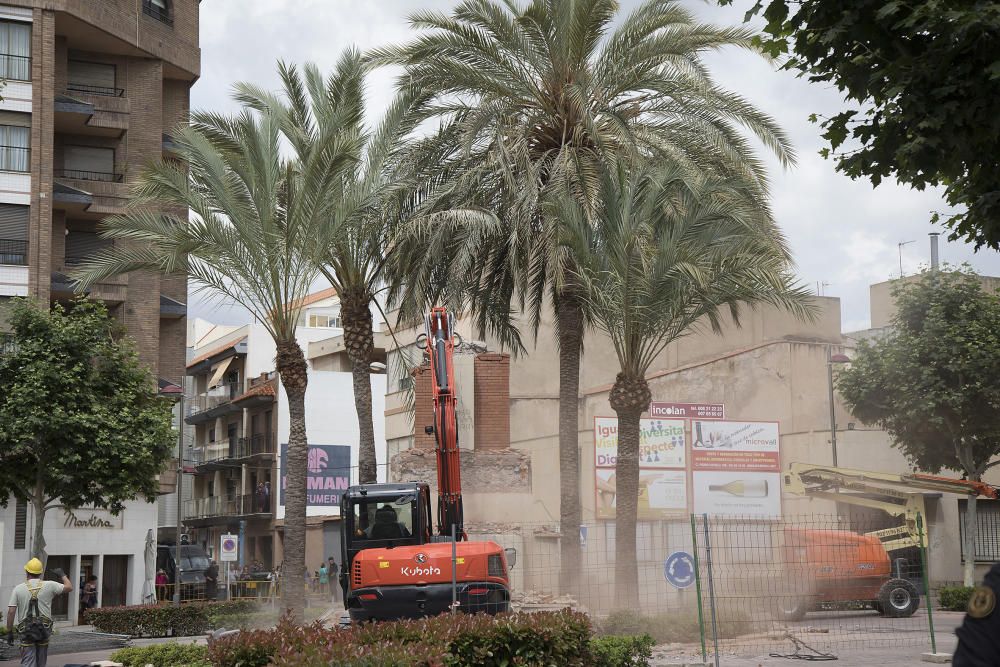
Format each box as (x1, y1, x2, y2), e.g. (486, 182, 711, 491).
(610, 372, 651, 610)
(556, 296, 584, 596)
(341, 293, 377, 484)
(276, 341, 308, 622)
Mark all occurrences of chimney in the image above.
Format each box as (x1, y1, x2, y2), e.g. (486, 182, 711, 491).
(929, 233, 940, 271)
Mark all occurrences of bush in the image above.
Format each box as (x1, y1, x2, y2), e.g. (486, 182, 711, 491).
(110, 642, 209, 667)
(589, 635, 654, 667)
(939, 585, 974, 611)
(86, 601, 261, 637)
(209, 610, 594, 667)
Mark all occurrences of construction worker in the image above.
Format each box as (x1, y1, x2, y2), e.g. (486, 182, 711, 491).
(953, 562, 1000, 666)
(5, 558, 72, 667)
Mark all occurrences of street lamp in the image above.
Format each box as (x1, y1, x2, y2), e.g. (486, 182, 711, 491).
(159, 380, 185, 607)
(827, 349, 851, 467)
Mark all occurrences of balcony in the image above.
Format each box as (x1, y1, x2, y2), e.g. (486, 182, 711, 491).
(184, 381, 241, 425)
(66, 83, 124, 98)
(0, 54, 31, 82)
(183, 493, 272, 526)
(191, 433, 275, 471)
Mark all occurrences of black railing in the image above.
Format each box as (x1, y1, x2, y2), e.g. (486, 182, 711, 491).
(183, 493, 272, 520)
(195, 433, 274, 467)
(0, 54, 30, 82)
(0, 239, 28, 266)
(66, 82, 125, 98)
(238, 433, 275, 458)
(142, 0, 173, 26)
(0, 145, 29, 173)
(54, 168, 123, 183)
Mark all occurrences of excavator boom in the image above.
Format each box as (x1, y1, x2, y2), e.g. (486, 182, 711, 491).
(424, 307, 465, 540)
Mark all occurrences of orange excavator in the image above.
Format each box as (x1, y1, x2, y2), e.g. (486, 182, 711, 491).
(339, 307, 513, 621)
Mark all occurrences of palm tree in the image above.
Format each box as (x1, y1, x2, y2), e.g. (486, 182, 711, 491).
(370, 0, 794, 593)
(235, 54, 494, 483)
(73, 78, 360, 621)
(554, 163, 814, 607)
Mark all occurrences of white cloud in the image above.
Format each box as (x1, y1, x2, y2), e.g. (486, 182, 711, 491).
(188, 0, 1000, 330)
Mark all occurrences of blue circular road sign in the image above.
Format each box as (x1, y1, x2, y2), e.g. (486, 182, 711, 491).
(663, 551, 695, 589)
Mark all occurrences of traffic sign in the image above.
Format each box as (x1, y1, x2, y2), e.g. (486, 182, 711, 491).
(220, 533, 238, 562)
(663, 551, 695, 589)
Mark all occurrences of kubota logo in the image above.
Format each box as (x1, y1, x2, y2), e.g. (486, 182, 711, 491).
(401, 565, 441, 577)
(414, 553, 428, 564)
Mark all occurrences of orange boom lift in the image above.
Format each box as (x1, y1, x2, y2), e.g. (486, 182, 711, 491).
(338, 307, 513, 621)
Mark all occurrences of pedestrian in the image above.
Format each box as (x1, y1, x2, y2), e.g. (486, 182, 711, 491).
(205, 560, 219, 601)
(255, 482, 265, 512)
(318, 563, 329, 598)
(327, 557, 339, 601)
(79, 576, 98, 612)
(155, 570, 168, 602)
(953, 561, 1000, 665)
(5, 558, 72, 667)
(263, 482, 271, 511)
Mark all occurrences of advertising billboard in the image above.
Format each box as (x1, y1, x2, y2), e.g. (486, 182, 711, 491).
(692, 470, 782, 517)
(690, 420, 781, 517)
(280, 443, 351, 507)
(594, 417, 687, 519)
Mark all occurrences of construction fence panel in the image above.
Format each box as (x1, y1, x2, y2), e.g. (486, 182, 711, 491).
(480, 514, 935, 661)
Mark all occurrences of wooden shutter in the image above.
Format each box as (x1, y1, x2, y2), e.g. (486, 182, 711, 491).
(65, 230, 111, 260)
(0, 204, 28, 241)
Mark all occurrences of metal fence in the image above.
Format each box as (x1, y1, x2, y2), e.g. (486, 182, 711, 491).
(459, 513, 939, 663)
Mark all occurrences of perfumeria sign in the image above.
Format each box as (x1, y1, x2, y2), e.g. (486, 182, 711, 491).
(280, 443, 351, 507)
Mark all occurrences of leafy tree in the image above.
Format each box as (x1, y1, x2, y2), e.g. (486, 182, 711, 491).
(558, 163, 810, 606)
(372, 0, 793, 594)
(837, 269, 1000, 586)
(727, 0, 1000, 249)
(0, 299, 174, 561)
(73, 74, 358, 619)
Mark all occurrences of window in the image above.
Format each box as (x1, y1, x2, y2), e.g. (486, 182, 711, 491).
(960, 499, 1000, 562)
(0, 21, 30, 81)
(208, 427, 216, 443)
(308, 313, 341, 328)
(0, 113, 29, 172)
(142, 0, 172, 26)
(67, 60, 121, 97)
(14, 497, 26, 549)
(65, 230, 112, 265)
(0, 204, 28, 265)
(352, 495, 415, 542)
(62, 145, 118, 182)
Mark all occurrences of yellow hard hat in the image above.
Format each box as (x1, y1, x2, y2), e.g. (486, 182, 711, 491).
(24, 558, 43, 575)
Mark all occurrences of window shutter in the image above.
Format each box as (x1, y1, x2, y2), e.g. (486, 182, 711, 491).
(67, 60, 116, 89)
(65, 230, 111, 261)
(64, 145, 114, 174)
(14, 497, 26, 549)
(0, 204, 28, 240)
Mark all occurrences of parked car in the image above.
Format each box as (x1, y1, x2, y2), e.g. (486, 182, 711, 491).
(156, 544, 211, 601)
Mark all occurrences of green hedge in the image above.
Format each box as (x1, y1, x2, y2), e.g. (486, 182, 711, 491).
(85, 601, 259, 637)
(207, 610, 648, 667)
(590, 635, 654, 667)
(939, 585, 975, 611)
(110, 642, 209, 667)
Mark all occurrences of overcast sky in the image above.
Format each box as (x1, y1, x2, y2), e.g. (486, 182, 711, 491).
(189, 0, 1000, 333)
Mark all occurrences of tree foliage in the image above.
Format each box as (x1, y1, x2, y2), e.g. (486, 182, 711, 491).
(837, 269, 1000, 479)
(728, 0, 1000, 249)
(0, 299, 174, 558)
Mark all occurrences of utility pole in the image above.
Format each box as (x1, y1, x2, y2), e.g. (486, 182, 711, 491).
(898, 240, 915, 278)
(174, 393, 184, 607)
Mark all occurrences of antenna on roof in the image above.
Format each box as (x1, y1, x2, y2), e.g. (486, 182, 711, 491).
(898, 240, 915, 277)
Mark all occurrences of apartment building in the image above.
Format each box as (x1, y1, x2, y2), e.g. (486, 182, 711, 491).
(183, 290, 389, 572)
(0, 0, 199, 622)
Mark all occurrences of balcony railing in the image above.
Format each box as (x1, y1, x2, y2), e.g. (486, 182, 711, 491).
(0, 239, 27, 266)
(54, 168, 124, 183)
(191, 434, 275, 468)
(186, 382, 241, 418)
(183, 493, 272, 521)
(66, 82, 125, 98)
(142, 0, 173, 26)
(0, 54, 30, 82)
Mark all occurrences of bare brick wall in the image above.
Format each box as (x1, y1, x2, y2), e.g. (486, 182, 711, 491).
(28, 9, 55, 301)
(162, 78, 189, 133)
(412, 365, 436, 450)
(49, 209, 64, 270)
(474, 353, 510, 449)
(158, 317, 185, 385)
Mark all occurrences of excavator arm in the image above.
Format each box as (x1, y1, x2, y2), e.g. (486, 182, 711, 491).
(423, 307, 466, 540)
(784, 462, 998, 551)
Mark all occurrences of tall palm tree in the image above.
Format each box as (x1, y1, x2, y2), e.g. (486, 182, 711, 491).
(371, 0, 794, 593)
(236, 54, 494, 483)
(554, 163, 813, 607)
(73, 81, 360, 621)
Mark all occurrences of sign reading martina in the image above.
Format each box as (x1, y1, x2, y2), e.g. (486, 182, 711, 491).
(280, 443, 351, 507)
(649, 401, 725, 420)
